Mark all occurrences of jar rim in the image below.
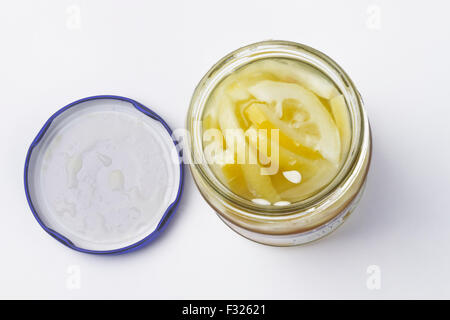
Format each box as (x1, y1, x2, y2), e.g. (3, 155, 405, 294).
(187, 40, 369, 219)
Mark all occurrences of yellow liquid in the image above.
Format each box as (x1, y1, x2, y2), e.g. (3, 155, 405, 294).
(202, 58, 351, 204)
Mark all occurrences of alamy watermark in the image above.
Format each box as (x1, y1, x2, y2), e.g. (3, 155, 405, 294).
(366, 265, 381, 290)
(366, 5, 382, 30)
(171, 125, 280, 175)
(66, 265, 81, 290)
(66, 4, 82, 30)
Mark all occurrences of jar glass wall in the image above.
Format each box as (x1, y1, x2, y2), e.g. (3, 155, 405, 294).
(187, 40, 371, 246)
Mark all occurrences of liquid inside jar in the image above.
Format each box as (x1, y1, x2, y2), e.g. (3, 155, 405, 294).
(201, 58, 351, 205)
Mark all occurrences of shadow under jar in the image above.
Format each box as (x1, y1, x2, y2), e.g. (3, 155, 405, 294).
(187, 40, 371, 246)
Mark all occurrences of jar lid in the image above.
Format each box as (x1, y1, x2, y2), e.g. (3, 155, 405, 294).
(24, 96, 184, 254)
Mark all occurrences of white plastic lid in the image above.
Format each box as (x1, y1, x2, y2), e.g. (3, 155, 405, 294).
(25, 96, 183, 254)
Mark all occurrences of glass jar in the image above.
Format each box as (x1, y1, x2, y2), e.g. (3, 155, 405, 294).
(187, 40, 371, 246)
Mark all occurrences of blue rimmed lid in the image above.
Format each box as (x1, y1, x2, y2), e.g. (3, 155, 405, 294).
(24, 95, 184, 254)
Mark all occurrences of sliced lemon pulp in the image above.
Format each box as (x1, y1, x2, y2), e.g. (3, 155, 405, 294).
(247, 80, 341, 164)
(201, 58, 350, 204)
(330, 94, 352, 160)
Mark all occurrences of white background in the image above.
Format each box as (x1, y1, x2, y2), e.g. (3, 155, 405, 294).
(1, 0, 449, 299)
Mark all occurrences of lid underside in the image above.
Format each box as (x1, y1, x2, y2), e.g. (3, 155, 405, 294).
(25, 97, 182, 253)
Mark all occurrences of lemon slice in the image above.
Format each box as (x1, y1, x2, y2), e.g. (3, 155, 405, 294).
(210, 163, 251, 198)
(245, 125, 321, 180)
(245, 124, 337, 201)
(245, 102, 323, 160)
(247, 80, 341, 164)
(203, 113, 219, 132)
(330, 94, 351, 160)
(217, 95, 280, 203)
(241, 161, 280, 203)
(274, 161, 338, 202)
(238, 59, 339, 99)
